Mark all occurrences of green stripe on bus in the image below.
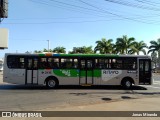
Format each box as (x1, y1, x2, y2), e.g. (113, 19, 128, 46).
(53, 69, 101, 77)
(38, 53, 119, 57)
(53, 69, 79, 77)
(59, 54, 119, 57)
(39, 54, 45, 56)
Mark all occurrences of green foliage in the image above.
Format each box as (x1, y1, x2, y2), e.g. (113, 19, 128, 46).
(69, 46, 93, 54)
(128, 41, 148, 55)
(148, 39, 160, 54)
(94, 38, 113, 54)
(148, 39, 160, 69)
(115, 35, 136, 54)
(53, 47, 66, 53)
(33, 36, 160, 64)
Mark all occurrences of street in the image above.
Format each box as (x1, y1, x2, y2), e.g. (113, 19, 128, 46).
(0, 72, 160, 111)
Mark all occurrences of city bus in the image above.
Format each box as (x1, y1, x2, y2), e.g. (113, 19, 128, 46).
(0, 59, 3, 72)
(3, 53, 152, 89)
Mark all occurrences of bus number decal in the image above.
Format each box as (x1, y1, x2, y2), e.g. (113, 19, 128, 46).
(102, 70, 122, 81)
(41, 71, 51, 74)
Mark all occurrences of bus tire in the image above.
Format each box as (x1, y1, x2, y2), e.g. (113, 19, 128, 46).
(121, 78, 133, 89)
(46, 77, 58, 89)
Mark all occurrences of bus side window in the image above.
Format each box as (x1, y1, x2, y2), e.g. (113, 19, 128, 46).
(95, 59, 99, 69)
(87, 60, 92, 68)
(123, 58, 137, 70)
(33, 58, 38, 69)
(48, 58, 53, 69)
(73, 59, 78, 68)
(114, 59, 123, 69)
(27, 59, 32, 69)
(60, 58, 65, 68)
(108, 59, 112, 69)
(60, 58, 73, 69)
(39, 58, 47, 69)
(52, 58, 59, 69)
(19, 58, 25, 68)
(7, 56, 18, 68)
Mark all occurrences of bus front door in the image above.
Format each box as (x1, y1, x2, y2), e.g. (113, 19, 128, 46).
(79, 59, 93, 85)
(139, 59, 151, 85)
(26, 58, 38, 85)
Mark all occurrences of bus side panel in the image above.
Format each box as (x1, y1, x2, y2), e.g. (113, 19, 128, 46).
(3, 54, 26, 84)
(100, 69, 121, 85)
(3, 68, 26, 84)
(38, 69, 51, 85)
(38, 69, 80, 85)
(100, 70, 138, 85)
(92, 69, 101, 85)
(58, 77, 79, 85)
(53, 69, 79, 85)
(0, 59, 3, 71)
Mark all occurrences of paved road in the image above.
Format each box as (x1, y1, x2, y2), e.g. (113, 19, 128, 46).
(0, 72, 159, 112)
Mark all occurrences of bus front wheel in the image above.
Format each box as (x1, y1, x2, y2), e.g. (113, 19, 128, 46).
(46, 78, 58, 89)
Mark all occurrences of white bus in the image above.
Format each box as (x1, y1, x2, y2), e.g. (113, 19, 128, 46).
(0, 59, 3, 72)
(3, 53, 152, 89)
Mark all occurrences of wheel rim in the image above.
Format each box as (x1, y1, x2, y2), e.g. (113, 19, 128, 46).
(125, 81, 131, 88)
(48, 80, 56, 88)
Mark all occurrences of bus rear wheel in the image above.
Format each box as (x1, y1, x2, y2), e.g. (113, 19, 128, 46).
(46, 78, 58, 89)
(121, 79, 133, 89)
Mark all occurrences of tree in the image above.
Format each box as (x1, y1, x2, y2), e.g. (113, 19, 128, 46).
(43, 48, 48, 52)
(151, 52, 158, 69)
(34, 50, 42, 53)
(148, 39, 160, 68)
(115, 35, 135, 54)
(53, 47, 66, 53)
(94, 38, 113, 54)
(69, 46, 93, 54)
(128, 41, 148, 55)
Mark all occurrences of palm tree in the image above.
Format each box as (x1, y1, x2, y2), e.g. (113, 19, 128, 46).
(148, 39, 160, 68)
(53, 47, 66, 53)
(148, 39, 160, 54)
(115, 35, 135, 54)
(94, 38, 113, 54)
(69, 46, 93, 54)
(128, 41, 148, 55)
(151, 52, 158, 69)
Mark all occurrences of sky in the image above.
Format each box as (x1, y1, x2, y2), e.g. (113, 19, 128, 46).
(1, 0, 160, 58)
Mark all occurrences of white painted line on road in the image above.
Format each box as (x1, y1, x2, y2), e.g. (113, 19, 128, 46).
(144, 85, 160, 89)
(154, 80, 160, 82)
(153, 81, 160, 85)
(154, 83, 160, 85)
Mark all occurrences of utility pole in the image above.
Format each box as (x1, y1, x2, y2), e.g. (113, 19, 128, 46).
(47, 40, 50, 51)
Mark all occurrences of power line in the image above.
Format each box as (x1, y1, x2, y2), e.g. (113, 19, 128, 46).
(5, 0, 159, 20)
(105, 0, 160, 11)
(29, 0, 160, 24)
(4, 0, 160, 25)
(135, 0, 160, 5)
(28, 0, 109, 17)
(10, 38, 47, 41)
(77, 0, 157, 24)
(2, 19, 127, 24)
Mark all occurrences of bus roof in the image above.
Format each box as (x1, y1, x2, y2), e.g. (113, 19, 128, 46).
(5, 53, 151, 58)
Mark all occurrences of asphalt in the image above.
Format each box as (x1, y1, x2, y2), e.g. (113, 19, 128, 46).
(0, 95, 159, 120)
(0, 72, 160, 120)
